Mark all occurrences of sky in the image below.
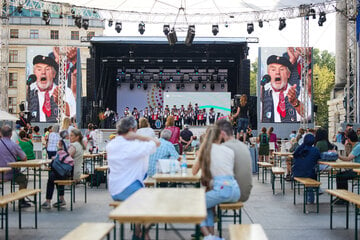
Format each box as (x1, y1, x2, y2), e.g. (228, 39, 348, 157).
(103, 12, 336, 63)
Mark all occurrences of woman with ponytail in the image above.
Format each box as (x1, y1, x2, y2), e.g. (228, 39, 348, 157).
(192, 126, 240, 240)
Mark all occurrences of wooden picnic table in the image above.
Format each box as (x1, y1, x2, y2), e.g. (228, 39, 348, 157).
(152, 168, 201, 187)
(273, 152, 293, 167)
(108, 188, 206, 240)
(318, 161, 360, 189)
(8, 159, 51, 211)
(229, 224, 268, 240)
(0, 167, 12, 195)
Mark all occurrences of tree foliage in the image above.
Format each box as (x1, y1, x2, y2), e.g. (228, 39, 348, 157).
(250, 59, 258, 96)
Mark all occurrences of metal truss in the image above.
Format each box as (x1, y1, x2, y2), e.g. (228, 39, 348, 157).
(345, 0, 357, 123)
(0, 0, 9, 111)
(300, 17, 310, 129)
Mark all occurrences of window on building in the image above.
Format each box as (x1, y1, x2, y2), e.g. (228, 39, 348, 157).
(8, 97, 17, 113)
(9, 50, 18, 63)
(50, 30, 59, 40)
(71, 31, 79, 40)
(10, 29, 19, 38)
(87, 31, 95, 38)
(30, 29, 39, 39)
(9, 73, 18, 88)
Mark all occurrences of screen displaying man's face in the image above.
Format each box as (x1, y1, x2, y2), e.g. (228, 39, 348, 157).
(267, 63, 291, 90)
(34, 63, 56, 90)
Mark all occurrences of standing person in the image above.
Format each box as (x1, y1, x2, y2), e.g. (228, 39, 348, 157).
(292, 134, 320, 204)
(104, 108, 113, 129)
(180, 124, 193, 152)
(106, 116, 159, 240)
(32, 126, 42, 159)
(192, 126, 240, 240)
(17, 130, 36, 160)
(0, 125, 30, 207)
(46, 124, 60, 159)
(232, 94, 249, 140)
(208, 108, 216, 125)
(136, 117, 156, 138)
(268, 127, 278, 151)
(18, 112, 29, 128)
(165, 116, 181, 154)
(258, 127, 270, 162)
(216, 119, 253, 202)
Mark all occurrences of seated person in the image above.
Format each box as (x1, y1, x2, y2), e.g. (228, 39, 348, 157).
(292, 134, 320, 204)
(17, 130, 36, 160)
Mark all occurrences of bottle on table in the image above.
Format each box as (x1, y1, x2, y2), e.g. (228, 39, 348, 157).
(42, 148, 47, 161)
(181, 154, 187, 176)
(170, 159, 176, 175)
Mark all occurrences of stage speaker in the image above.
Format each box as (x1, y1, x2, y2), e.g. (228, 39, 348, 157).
(248, 96, 257, 129)
(238, 59, 250, 96)
(86, 58, 96, 101)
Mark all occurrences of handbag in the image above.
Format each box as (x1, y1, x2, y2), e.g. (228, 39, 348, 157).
(320, 151, 338, 162)
(51, 140, 74, 177)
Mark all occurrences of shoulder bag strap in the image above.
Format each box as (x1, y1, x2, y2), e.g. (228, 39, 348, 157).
(0, 138, 17, 161)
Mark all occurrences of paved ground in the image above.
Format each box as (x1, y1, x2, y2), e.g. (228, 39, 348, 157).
(2, 171, 357, 240)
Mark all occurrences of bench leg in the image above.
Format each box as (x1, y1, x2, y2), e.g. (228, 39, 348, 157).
(356, 206, 359, 240)
(34, 193, 38, 229)
(346, 201, 349, 229)
(316, 187, 319, 213)
(156, 223, 159, 240)
(233, 210, 236, 224)
(239, 209, 242, 224)
(330, 194, 333, 229)
(5, 205, 8, 240)
(282, 174, 285, 195)
(85, 180, 87, 203)
(18, 200, 21, 229)
(271, 173, 275, 195)
(73, 183, 76, 203)
(217, 207, 222, 238)
(257, 166, 260, 181)
(70, 184, 73, 211)
(303, 187, 306, 214)
(195, 224, 201, 240)
(120, 223, 124, 240)
(293, 181, 296, 205)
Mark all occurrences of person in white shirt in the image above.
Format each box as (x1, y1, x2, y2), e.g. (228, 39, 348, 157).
(106, 116, 160, 240)
(136, 117, 156, 138)
(28, 55, 76, 122)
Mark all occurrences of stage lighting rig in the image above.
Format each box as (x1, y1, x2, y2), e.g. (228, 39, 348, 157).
(108, 20, 113, 27)
(309, 9, 316, 19)
(247, 23, 254, 34)
(138, 21, 145, 35)
(75, 16, 82, 29)
(221, 83, 225, 89)
(167, 28, 177, 46)
(318, 12, 326, 26)
(17, 4, 23, 14)
(279, 18, 286, 31)
(202, 83, 206, 89)
(137, 83, 141, 89)
(195, 83, 199, 90)
(42, 10, 50, 25)
(82, 19, 89, 30)
(210, 83, 215, 90)
(143, 83, 148, 90)
(130, 83, 134, 90)
(114, 22, 122, 33)
(163, 25, 170, 35)
(212, 25, 219, 36)
(176, 84, 180, 90)
(185, 25, 195, 46)
(181, 84, 185, 89)
(258, 20, 263, 28)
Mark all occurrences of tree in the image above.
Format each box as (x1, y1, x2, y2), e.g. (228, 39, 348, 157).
(250, 59, 258, 96)
(312, 48, 335, 73)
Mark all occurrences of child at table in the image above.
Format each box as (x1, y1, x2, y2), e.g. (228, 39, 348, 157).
(192, 126, 240, 240)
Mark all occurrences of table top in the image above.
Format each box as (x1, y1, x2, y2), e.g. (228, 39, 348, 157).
(152, 168, 201, 183)
(326, 189, 360, 206)
(185, 156, 196, 161)
(83, 153, 102, 158)
(273, 152, 293, 156)
(0, 167, 12, 173)
(8, 159, 52, 168)
(61, 223, 115, 240)
(229, 224, 268, 240)
(109, 188, 206, 224)
(318, 161, 360, 169)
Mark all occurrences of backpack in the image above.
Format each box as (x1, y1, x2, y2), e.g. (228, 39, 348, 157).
(260, 133, 269, 145)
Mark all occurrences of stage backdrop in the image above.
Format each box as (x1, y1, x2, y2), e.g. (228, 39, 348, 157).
(258, 47, 313, 124)
(26, 46, 79, 122)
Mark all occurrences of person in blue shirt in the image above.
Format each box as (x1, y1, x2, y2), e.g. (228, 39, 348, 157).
(292, 134, 320, 204)
(148, 129, 180, 177)
(336, 129, 360, 191)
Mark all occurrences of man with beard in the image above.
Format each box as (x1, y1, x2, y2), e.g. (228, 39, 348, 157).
(28, 55, 76, 122)
(261, 55, 310, 123)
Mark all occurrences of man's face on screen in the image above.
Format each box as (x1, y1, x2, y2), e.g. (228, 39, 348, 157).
(267, 63, 290, 90)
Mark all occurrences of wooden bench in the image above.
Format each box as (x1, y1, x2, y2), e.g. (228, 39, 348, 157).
(109, 201, 123, 237)
(144, 178, 156, 188)
(326, 189, 360, 240)
(61, 222, 115, 240)
(257, 162, 273, 183)
(271, 167, 286, 195)
(54, 174, 89, 211)
(94, 166, 108, 189)
(293, 177, 321, 213)
(217, 201, 244, 238)
(228, 224, 268, 240)
(0, 189, 41, 240)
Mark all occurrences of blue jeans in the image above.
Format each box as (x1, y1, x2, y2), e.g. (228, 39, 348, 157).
(307, 187, 314, 204)
(237, 118, 248, 133)
(201, 176, 240, 227)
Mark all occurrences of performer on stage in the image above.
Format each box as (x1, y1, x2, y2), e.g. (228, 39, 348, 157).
(151, 108, 158, 128)
(123, 107, 130, 118)
(174, 109, 180, 127)
(202, 109, 207, 126)
(132, 107, 140, 125)
(163, 108, 170, 127)
(194, 103, 200, 125)
(209, 108, 216, 125)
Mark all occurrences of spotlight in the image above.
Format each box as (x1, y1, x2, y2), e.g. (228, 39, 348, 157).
(247, 23, 254, 34)
(225, 22, 228, 28)
(121, 67, 126, 74)
(159, 68, 163, 75)
(137, 83, 141, 89)
(212, 25, 219, 36)
(143, 83, 148, 90)
(210, 83, 215, 90)
(17, 4, 23, 14)
(169, 77, 173, 82)
(309, 9, 316, 19)
(161, 83, 166, 90)
(198, 77, 202, 83)
(185, 25, 195, 46)
(42, 10, 51, 25)
(189, 77, 193, 82)
(138, 21, 145, 35)
(279, 18, 286, 31)
(130, 83, 134, 90)
(108, 20, 113, 27)
(202, 83, 206, 89)
(176, 69, 181, 75)
(176, 83, 180, 90)
(116, 76, 120, 82)
(181, 84, 185, 89)
(75, 16, 82, 29)
(194, 67, 199, 75)
(318, 12, 326, 26)
(163, 25, 170, 35)
(195, 83, 199, 90)
(115, 22, 122, 33)
(258, 20, 263, 28)
(82, 19, 89, 30)
(167, 28, 177, 46)
(221, 83, 225, 89)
